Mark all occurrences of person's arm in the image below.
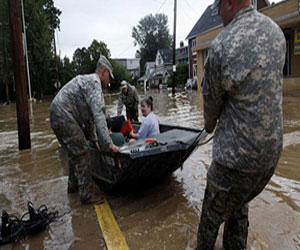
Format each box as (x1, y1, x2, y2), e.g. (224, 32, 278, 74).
(85, 76, 113, 150)
(136, 118, 150, 139)
(133, 87, 139, 104)
(129, 116, 150, 140)
(117, 93, 123, 116)
(83, 117, 97, 142)
(129, 130, 138, 139)
(202, 47, 225, 133)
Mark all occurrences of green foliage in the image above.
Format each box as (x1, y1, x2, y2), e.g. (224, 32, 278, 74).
(72, 47, 91, 74)
(88, 40, 110, 68)
(132, 13, 172, 70)
(0, 0, 133, 100)
(0, 0, 13, 101)
(0, 0, 62, 101)
(58, 56, 76, 86)
(69, 40, 131, 90)
(166, 64, 188, 87)
(175, 64, 188, 86)
(72, 40, 111, 75)
(110, 61, 131, 90)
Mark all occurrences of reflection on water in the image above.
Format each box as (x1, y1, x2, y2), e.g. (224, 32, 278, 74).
(0, 88, 299, 249)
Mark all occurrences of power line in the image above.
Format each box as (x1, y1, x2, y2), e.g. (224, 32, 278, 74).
(155, 0, 168, 14)
(178, 0, 197, 24)
(116, 0, 169, 58)
(183, 0, 200, 17)
(115, 42, 135, 58)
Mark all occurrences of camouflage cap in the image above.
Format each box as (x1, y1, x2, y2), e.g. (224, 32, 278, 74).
(120, 80, 128, 89)
(211, 0, 221, 16)
(97, 55, 114, 79)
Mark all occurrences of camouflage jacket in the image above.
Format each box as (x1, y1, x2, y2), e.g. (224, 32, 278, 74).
(202, 6, 286, 172)
(117, 84, 139, 115)
(50, 73, 112, 150)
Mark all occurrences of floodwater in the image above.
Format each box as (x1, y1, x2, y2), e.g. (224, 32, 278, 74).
(0, 87, 300, 250)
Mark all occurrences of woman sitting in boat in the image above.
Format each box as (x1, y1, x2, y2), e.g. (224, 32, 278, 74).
(130, 96, 160, 139)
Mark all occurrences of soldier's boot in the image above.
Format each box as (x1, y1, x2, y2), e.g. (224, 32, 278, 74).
(81, 194, 104, 205)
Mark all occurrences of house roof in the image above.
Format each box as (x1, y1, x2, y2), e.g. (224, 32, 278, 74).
(186, 0, 270, 40)
(186, 5, 222, 40)
(158, 49, 173, 64)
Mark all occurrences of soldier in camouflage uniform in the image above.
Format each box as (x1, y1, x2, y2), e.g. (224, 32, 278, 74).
(197, 0, 286, 249)
(117, 80, 139, 122)
(49, 55, 120, 205)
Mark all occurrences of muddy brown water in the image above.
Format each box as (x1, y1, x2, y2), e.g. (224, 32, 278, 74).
(0, 88, 299, 250)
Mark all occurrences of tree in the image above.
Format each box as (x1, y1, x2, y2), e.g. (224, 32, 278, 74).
(58, 56, 76, 86)
(72, 47, 91, 74)
(24, 0, 62, 98)
(110, 61, 131, 90)
(72, 40, 111, 75)
(70, 39, 131, 90)
(132, 13, 172, 70)
(176, 64, 188, 86)
(0, 0, 13, 102)
(0, 0, 62, 101)
(88, 40, 110, 70)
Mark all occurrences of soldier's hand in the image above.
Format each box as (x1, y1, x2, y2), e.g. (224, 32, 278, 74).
(129, 130, 136, 139)
(110, 144, 120, 153)
(94, 141, 100, 151)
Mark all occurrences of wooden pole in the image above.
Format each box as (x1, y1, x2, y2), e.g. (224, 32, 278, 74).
(8, 0, 31, 150)
(172, 0, 177, 96)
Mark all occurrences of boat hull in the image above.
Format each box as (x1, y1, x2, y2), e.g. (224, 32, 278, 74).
(90, 121, 206, 192)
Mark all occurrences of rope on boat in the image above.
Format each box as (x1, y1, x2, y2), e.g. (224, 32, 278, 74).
(176, 128, 214, 147)
(197, 134, 214, 146)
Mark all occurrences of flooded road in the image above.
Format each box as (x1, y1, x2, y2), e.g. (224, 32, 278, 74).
(0, 88, 300, 250)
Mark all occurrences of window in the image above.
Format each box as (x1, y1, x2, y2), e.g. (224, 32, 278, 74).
(193, 64, 197, 78)
(192, 39, 196, 48)
(157, 55, 162, 65)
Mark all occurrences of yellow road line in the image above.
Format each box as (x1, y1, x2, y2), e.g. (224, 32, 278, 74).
(94, 197, 130, 250)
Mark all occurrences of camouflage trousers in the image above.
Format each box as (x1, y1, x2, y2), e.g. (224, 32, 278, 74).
(196, 161, 276, 250)
(126, 105, 139, 122)
(50, 110, 93, 202)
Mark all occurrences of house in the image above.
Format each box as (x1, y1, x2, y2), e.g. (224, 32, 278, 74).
(138, 62, 155, 89)
(113, 58, 141, 79)
(186, 3, 223, 80)
(176, 41, 189, 65)
(138, 49, 173, 89)
(187, 0, 300, 90)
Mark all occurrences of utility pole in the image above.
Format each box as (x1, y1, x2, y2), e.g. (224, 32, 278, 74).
(1, 22, 10, 104)
(172, 0, 177, 96)
(8, 0, 31, 150)
(21, 0, 32, 100)
(52, 23, 60, 91)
